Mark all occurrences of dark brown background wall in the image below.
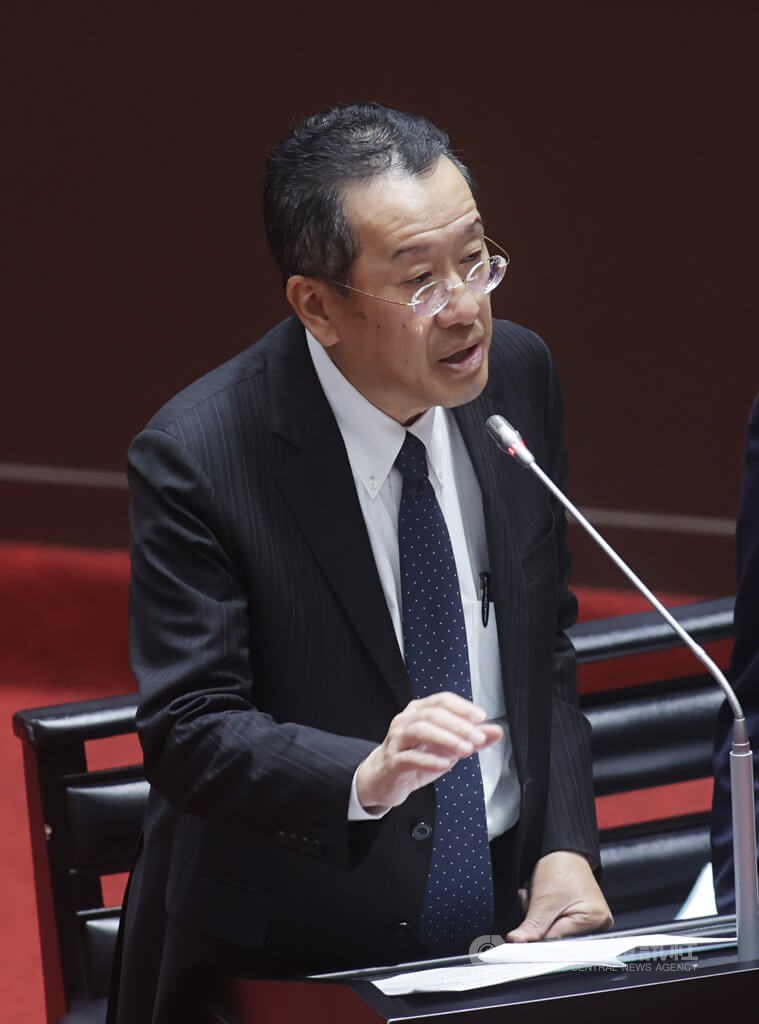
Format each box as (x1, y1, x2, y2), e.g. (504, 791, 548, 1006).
(2, 2, 757, 593)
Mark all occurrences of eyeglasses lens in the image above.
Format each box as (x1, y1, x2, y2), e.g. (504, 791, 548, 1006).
(411, 254, 509, 318)
(470, 256, 507, 296)
(412, 281, 451, 318)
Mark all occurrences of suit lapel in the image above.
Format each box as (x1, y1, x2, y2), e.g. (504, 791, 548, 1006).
(265, 322, 410, 709)
(453, 390, 531, 782)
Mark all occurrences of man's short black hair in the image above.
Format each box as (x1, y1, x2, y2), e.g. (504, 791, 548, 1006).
(263, 102, 474, 287)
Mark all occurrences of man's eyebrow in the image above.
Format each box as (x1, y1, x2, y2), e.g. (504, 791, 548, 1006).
(390, 220, 485, 262)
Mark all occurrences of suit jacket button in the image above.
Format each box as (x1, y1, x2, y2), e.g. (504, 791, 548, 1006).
(411, 822, 432, 841)
(310, 839, 321, 858)
(275, 829, 286, 845)
(393, 921, 412, 938)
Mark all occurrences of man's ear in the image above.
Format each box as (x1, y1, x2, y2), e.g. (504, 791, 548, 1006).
(286, 275, 341, 348)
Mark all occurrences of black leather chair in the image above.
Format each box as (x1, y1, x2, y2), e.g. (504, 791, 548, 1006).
(574, 596, 735, 926)
(12, 596, 734, 1022)
(13, 693, 143, 1024)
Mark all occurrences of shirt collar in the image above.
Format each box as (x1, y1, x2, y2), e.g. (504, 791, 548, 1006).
(305, 329, 445, 497)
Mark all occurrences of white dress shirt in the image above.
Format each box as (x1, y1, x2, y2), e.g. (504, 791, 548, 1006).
(306, 330, 520, 840)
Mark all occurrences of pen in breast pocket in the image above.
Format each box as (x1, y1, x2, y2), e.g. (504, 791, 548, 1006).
(479, 571, 490, 627)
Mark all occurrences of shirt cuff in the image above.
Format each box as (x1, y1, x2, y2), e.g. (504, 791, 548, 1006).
(348, 766, 390, 820)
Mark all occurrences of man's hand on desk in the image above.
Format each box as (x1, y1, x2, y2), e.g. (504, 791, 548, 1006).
(507, 850, 614, 942)
(355, 692, 503, 813)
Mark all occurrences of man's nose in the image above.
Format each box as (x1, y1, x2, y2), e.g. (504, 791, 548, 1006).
(435, 280, 480, 326)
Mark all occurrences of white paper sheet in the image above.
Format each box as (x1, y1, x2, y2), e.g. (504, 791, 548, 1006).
(372, 932, 732, 995)
(477, 931, 723, 964)
(676, 862, 717, 919)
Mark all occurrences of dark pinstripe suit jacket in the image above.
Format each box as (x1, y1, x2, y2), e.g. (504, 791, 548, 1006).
(712, 393, 759, 911)
(109, 317, 599, 1022)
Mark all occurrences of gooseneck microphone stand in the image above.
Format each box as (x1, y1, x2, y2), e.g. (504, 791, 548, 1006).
(486, 414, 759, 962)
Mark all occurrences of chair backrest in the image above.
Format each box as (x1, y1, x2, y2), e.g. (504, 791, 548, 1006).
(572, 595, 735, 925)
(586, 673, 721, 923)
(13, 693, 143, 1023)
(13, 597, 735, 1019)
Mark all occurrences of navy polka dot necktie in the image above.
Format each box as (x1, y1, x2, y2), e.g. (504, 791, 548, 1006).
(395, 431, 494, 953)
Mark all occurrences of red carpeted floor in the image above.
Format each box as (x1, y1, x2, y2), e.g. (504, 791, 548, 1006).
(0, 543, 721, 1023)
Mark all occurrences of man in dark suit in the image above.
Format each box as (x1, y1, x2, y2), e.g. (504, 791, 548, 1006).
(712, 394, 759, 910)
(108, 103, 611, 1023)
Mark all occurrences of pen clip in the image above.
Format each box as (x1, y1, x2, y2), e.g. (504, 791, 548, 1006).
(479, 571, 490, 628)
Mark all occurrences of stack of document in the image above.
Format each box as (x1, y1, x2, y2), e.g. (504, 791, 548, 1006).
(373, 933, 730, 995)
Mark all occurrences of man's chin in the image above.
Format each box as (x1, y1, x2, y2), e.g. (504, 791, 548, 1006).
(441, 351, 489, 409)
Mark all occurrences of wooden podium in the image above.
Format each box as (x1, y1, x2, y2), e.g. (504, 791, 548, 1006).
(217, 918, 758, 1024)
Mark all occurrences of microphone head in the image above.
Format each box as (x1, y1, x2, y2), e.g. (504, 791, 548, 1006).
(485, 415, 535, 466)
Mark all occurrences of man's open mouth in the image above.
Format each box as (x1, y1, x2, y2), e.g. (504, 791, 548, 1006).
(441, 343, 478, 364)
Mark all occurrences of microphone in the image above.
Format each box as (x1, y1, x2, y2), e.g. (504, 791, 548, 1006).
(486, 413, 759, 961)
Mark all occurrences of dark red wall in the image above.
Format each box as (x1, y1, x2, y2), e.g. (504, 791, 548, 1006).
(3, 3, 757, 593)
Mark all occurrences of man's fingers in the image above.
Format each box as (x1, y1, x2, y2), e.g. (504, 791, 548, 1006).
(507, 897, 559, 942)
(407, 692, 497, 731)
(411, 692, 488, 718)
(507, 917, 549, 943)
(355, 693, 504, 810)
(391, 745, 456, 773)
(477, 723, 505, 746)
(409, 723, 489, 757)
(407, 719, 481, 756)
(542, 913, 594, 941)
(543, 903, 614, 940)
(394, 705, 503, 758)
(507, 894, 614, 944)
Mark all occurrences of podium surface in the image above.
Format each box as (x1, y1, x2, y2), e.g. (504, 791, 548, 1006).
(221, 917, 755, 1024)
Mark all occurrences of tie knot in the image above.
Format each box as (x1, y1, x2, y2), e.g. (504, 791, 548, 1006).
(395, 432, 429, 482)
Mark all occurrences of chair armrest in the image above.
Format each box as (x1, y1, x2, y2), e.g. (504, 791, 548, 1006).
(568, 596, 734, 662)
(12, 693, 138, 748)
